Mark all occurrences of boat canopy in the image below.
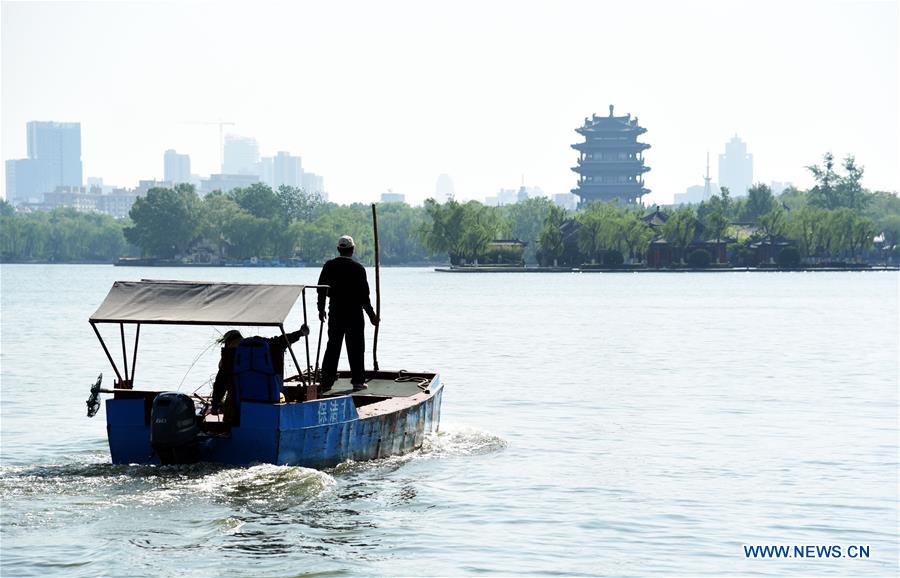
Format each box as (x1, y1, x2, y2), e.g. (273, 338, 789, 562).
(90, 280, 307, 326)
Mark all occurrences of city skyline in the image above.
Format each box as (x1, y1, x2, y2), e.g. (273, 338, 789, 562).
(5, 121, 82, 204)
(2, 1, 898, 206)
(1, 117, 792, 208)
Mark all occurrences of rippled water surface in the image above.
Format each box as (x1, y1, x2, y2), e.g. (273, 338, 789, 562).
(1, 265, 897, 577)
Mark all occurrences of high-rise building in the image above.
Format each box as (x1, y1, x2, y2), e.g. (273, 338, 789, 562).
(301, 172, 325, 196)
(552, 193, 578, 212)
(674, 183, 721, 205)
(256, 157, 273, 187)
(200, 174, 260, 195)
(5, 159, 40, 203)
(222, 135, 260, 175)
(6, 121, 82, 204)
(718, 135, 753, 197)
(485, 188, 518, 206)
(571, 105, 650, 206)
(163, 149, 191, 184)
(770, 181, 793, 195)
(272, 151, 302, 188)
(381, 191, 406, 203)
(435, 174, 454, 202)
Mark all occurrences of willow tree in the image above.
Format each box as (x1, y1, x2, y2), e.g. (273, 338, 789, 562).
(459, 201, 502, 265)
(576, 202, 614, 264)
(662, 206, 698, 264)
(537, 204, 567, 267)
(420, 198, 466, 264)
(788, 206, 826, 259)
(621, 211, 654, 263)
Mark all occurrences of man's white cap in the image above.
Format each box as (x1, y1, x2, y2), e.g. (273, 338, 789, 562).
(337, 235, 355, 249)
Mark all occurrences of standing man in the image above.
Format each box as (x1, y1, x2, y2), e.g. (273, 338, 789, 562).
(317, 235, 378, 391)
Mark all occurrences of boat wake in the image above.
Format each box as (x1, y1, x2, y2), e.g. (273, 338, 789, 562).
(330, 425, 507, 477)
(0, 455, 336, 528)
(419, 425, 508, 457)
(1, 427, 502, 530)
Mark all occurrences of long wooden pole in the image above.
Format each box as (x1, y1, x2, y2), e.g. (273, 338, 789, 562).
(371, 203, 381, 372)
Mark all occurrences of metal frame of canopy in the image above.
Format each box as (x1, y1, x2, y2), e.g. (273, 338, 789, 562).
(89, 280, 329, 400)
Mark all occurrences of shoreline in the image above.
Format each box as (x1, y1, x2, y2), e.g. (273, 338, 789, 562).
(434, 266, 899, 273)
(1, 261, 896, 273)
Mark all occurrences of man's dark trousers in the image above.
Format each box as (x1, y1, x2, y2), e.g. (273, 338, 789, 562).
(321, 308, 366, 386)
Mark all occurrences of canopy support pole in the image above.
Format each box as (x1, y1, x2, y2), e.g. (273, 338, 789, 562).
(91, 322, 123, 384)
(282, 325, 312, 400)
(131, 323, 141, 386)
(301, 288, 312, 379)
(120, 323, 129, 383)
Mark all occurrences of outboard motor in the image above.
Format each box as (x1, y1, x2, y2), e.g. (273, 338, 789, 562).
(151, 392, 200, 465)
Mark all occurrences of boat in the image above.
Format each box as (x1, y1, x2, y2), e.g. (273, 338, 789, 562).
(85, 279, 443, 468)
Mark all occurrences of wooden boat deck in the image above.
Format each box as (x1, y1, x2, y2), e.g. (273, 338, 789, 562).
(320, 376, 429, 398)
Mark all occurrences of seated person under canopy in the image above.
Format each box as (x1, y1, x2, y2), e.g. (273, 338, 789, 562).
(211, 325, 309, 416)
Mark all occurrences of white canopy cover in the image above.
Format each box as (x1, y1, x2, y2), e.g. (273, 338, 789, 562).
(90, 280, 306, 326)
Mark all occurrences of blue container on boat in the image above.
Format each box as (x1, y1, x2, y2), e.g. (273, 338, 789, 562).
(233, 337, 282, 402)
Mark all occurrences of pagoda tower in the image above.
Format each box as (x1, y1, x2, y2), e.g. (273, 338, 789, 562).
(571, 105, 650, 206)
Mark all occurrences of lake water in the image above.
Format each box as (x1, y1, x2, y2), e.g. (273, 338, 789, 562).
(1, 265, 897, 577)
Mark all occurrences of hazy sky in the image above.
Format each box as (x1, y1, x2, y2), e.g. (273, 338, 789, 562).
(2, 0, 898, 206)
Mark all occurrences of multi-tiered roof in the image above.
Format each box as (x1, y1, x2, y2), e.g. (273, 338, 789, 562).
(571, 105, 650, 205)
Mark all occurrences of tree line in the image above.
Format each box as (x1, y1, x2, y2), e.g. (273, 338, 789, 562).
(1, 153, 897, 266)
(0, 202, 130, 262)
(122, 183, 443, 265)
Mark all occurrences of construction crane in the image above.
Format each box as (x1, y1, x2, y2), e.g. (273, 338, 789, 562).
(180, 120, 235, 169)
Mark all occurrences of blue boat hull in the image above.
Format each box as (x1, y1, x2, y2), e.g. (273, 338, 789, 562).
(105, 375, 443, 468)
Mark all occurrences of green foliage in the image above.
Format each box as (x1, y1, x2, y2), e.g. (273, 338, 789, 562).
(863, 190, 900, 240)
(687, 248, 711, 268)
(420, 199, 504, 264)
(575, 202, 610, 264)
(125, 185, 200, 258)
(501, 197, 553, 264)
(777, 246, 801, 268)
(742, 183, 775, 222)
(230, 183, 282, 221)
(700, 193, 730, 241)
(571, 202, 655, 265)
(807, 152, 840, 209)
(537, 204, 567, 266)
(578, 203, 611, 261)
(817, 208, 876, 259)
(807, 153, 869, 210)
(459, 201, 503, 264)
(420, 198, 465, 262)
(276, 185, 325, 222)
(787, 206, 826, 257)
(757, 205, 788, 239)
(777, 186, 808, 212)
(878, 212, 900, 248)
(620, 210, 654, 263)
(296, 204, 374, 265)
(1, 208, 131, 262)
(662, 206, 697, 263)
(371, 202, 431, 264)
